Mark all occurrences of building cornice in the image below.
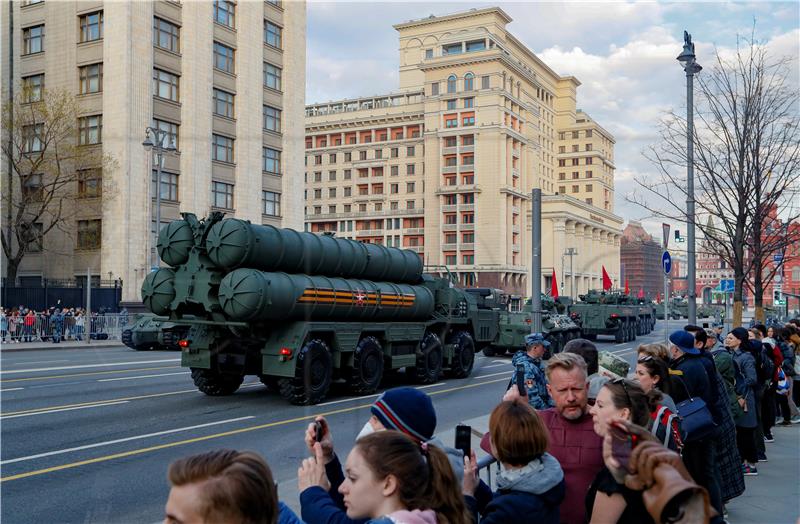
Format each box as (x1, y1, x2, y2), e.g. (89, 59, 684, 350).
(392, 7, 513, 31)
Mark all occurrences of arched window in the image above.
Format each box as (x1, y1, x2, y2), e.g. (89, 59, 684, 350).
(464, 73, 474, 91)
(447, 75, 457, 93)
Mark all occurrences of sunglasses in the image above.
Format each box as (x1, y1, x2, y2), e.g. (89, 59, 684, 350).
(637, 355, 654, 363)
(611, 377, 633, 407)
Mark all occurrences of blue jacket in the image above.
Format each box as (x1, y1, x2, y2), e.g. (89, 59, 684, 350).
(465, 453, 565, 524)
(510, 351, 554, 410)
(279, 502, 305, 524)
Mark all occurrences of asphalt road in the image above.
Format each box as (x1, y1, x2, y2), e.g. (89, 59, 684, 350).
(0, 320, 683, 523)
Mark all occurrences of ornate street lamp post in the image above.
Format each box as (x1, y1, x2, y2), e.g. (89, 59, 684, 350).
(142, 127, 176, 272)
(677, 31, 702, 324)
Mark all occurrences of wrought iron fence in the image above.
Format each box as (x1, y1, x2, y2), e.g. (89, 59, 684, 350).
(0, 313, 129, 343)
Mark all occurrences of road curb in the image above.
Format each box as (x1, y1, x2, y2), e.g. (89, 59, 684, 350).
(0, 342, 124, 353)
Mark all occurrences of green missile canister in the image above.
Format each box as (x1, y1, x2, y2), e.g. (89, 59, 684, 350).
(205, 218, 422, 283)
(218, 268, 434, 321)
(141, 268, 176, 315)
(157, 219, 195, 267)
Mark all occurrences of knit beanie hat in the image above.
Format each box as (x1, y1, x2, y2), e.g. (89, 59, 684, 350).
(730, 327, 749, 346)
(371, 387, 437, 442)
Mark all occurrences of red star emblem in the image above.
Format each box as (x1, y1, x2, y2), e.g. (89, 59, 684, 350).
(355, 291, 366, 306)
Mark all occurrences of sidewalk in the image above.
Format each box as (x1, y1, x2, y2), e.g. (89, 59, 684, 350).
(0, 339, 123, 352)
(726, 423, 800, 523)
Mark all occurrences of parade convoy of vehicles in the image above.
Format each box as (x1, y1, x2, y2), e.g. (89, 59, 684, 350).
(124, 212, 667, 404)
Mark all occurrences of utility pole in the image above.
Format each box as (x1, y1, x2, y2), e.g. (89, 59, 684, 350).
(563, 248, 578, 300)
(531, 189, 542, 333)
(142, 127, 176, 272)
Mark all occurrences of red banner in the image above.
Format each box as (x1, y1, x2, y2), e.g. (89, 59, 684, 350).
(602, 266, 613, 291)
(551, 269, 559, 298)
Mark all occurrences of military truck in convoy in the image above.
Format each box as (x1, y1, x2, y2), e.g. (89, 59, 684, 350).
(464, 289, 581, 357)
(121, 313, 183, 351)
(568, 290, 645, 343)
(140, 213, 499, 405)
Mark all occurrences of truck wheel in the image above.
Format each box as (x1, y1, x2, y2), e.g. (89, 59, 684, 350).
(615, 324, 625, 343)
(191, 368, 243, 396)
(412, 332, 443, 384)
(279, 339, 333, 405)
(482, 346, 496, 357)
(630, 321, 637, 341)
(349, 336, 384, 395)
(447, 331, 475, 378)
(259, 375, 280, 391)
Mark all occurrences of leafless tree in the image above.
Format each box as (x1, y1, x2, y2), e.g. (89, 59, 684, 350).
(1, 87, 116, 285)
(628, 33, 800, 326)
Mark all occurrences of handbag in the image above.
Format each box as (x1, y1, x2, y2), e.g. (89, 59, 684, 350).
(674, 376, 717, 442)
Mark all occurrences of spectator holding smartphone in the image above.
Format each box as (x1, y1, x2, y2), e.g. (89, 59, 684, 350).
(586, 379, 655, 524)
(462, 400, 565, 523)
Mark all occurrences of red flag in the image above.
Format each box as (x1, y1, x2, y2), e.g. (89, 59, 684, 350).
(624, 278, 630, 295)
(638, 287, 645, 299)
(656, 292, 661, 303)
(602, 266, 613, 291)
(551, 269, 559, 298)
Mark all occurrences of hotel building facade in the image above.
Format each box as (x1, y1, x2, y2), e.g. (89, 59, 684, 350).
(305, 7, 622, 297)
(1, 0, 306, 302)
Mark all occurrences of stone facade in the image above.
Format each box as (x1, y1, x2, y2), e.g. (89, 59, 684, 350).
(304, 7, 621, 297)
(1, 0, 306, 302)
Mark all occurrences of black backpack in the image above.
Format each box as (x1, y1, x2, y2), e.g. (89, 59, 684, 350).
(755, 345, 775, 384)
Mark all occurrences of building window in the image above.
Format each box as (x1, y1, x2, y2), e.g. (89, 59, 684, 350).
(389, 147, 398, 158)
(481, 75, 490, 89)
(445, 254, 457, 265)
(213, 0, 235, 28)
(444, 137, 457, 148)
(152, 170, 179, 201)
(264, 20, 282, 48)
(446, 99, 456, 110)
(442, 43, 461, 55)
(212, 134, 234, 163)
(462, 232, 474, 243)
(344, 169, 351, 180)
(586, 170, 593, 178)
(263, 147, 281, 174)
(22, 74, 44, 103)
(586, 143, 592, 151)
(264, 62, 282, 90)
(463, 254, 474, 264)
(431, 82, 439, 96)
(462, 135, 474, 146)
(262, 191, 281, 216)
(79, 11, 103, 42)
(572, 131, 579, 139)
(586, 157, 593, 165)
(153, 69, 179, 101)
(462, 213, 474, 224)
(375, 149, 383, 159)
(572, 172, 579, 179)
(572, 158, 579, 166)
(153, 119, 179, 149)
(447, 75, 457, 93)
(406, 164, 415, 175)
(445, 118, 458, 128)
(213, 42, 235, 74)
(462, 116, 475, 126)
(425, 48, 433, 59)
(328, 187, 336, 197)
(344, 187, 351, 197)
(329, 153, 336, 163)
(571, 185, 579, 193)
(23, 25, 45, 55)
(263, 105, 281, 133)
(406, 182, 415, 193)
(77, 219, 101, 250)
(406, 200, 415, 210)
(213, 88, 235, 118)
(25, 222, 44, 252)
(77, 169, 102, 198)
(586, 184, 593, 191)
(466, 40, 485, 52)
(407, 146, 415, 157)
(390, 166, 399, 176)
(586, 198, 593, 205)
(464, 73, 474, 91)
(22, 173, 43, 201)
(464, 97, 474, 108)
(211, 181, 234, 209)
(79, 63, 103, 94)
(558, 186, 565, 194)
(344, 152, 352, 161)
(22, 124, 43, 153)
(558, 173, 566, 180)
(586, 130, 593, 138)
(78, 115, 102, 145)
(153, 17, 180, 53)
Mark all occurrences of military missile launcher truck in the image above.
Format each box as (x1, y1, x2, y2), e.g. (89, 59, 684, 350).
(140, 213, 499, 405)
(568, 290, 641, 343)
(464, 289, 581, 357)
(121, 313, 185, 351)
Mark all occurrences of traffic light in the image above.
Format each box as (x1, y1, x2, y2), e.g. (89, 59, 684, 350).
(773, 288, 783, 305)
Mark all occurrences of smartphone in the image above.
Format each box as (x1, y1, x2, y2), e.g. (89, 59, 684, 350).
(455, 424, 471, 458)
(314, 420, 324, 443)
(609, 421, 638, 472)
(515, 365, 526, 396)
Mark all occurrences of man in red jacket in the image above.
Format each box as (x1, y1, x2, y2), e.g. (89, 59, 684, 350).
(508, 352, 603, 524)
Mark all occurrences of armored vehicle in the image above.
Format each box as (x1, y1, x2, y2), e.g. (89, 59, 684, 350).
(568, 290, 640, 342)
(121, 313, 187, 351)
(465, 289, 581, 357)
(142, 213, 499, 405)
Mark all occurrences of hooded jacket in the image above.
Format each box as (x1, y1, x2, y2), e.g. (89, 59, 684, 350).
(368, 509, 437, 524)
(465, 453, 566, 524)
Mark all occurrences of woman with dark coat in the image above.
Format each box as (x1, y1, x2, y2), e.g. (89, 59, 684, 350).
(727, 328, 759, 476)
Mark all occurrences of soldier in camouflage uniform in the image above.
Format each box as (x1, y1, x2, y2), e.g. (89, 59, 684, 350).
(510, 333, 554, 409)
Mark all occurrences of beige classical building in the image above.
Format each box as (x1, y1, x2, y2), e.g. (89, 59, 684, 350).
(1, 0, 306, 302)
(305, 7, 621, 296)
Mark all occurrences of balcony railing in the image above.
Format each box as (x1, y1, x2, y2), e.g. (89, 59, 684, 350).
(441, 243, 458, 251)
(461, 204, 475, 211)
(442, 224, 458, 231)
(461, 223, 475, 231)
(442, 165, 458, 174)
(405, 246, 424, 253)
(442, 204, 457, 212)
(404, 227, 424, 235)
(356, 229, 384, 237)
(435, 184, 482, 195)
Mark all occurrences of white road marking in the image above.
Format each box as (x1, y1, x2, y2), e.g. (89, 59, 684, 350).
(492, 360, 509, 364)
(0, 387, 24, 392)
(318, 382, 449, 407)
(416, 382, 446, 389)
(1, 416, 256, 465)
(1, 359, 180, 375)
(471, 370, 511, 379)
(481, 363, 506, 369)
(98, 372, 188, 383)
(7, 360, 69, 366)
(1, 401, 130, 420)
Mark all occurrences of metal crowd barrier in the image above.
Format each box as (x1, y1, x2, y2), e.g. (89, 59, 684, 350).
(476, 454, 499, 489)
(0, 313, 129, 343)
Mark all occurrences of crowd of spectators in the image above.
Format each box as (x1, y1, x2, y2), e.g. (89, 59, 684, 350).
(156, 317, 800, 523)
(0, 305, 126, 343)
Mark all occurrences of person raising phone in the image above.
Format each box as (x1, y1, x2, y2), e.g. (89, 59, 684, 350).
(586, 379, 657, 524)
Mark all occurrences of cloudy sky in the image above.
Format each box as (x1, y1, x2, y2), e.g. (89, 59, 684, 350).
(306, 1, 800, 239)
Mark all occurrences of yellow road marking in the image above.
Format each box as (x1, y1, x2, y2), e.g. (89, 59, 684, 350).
(0, 376, 508, 482)
(0, 365, 179, 384)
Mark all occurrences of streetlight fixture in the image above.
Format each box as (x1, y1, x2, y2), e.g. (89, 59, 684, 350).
(677, 30, 701, 325)
(142, 126, 176, 272)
